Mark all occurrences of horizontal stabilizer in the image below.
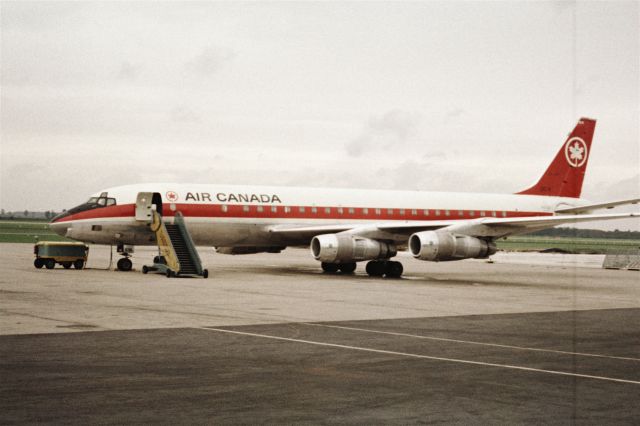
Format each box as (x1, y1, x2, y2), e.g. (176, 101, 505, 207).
(555, 198, 640, 214)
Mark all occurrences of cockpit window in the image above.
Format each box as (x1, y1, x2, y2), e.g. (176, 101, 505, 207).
(86, 196, 116, 207)
(52, 193, 117, 222)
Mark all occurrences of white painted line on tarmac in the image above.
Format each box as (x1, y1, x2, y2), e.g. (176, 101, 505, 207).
(302, 323, 640, 362)
(197, 327, 640, 385)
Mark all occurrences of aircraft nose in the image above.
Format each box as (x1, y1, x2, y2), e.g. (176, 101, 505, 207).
(49, 221, 69, 237)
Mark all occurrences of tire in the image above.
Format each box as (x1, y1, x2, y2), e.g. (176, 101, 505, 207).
(338, 262, 357, 274)
(153, 256, 160, 264)
(385, 261, 403, 278)
(365, 261, 385, 277)
(166, 269, 173, 278)
(142, 265, 149, 274)
(62, 262, 72, 269)
(45, 259, 55, 269)
(34, 258, 44, 269)
(74, 260, 84, 270)
(117, 257, 133, 272)
(202, 269, 209, 279)
(321, 262, 339, 273)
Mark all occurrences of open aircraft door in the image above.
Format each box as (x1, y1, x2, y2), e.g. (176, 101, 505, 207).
(135, 192, 163, 222)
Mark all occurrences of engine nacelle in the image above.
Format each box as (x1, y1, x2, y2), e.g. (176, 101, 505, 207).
(216, 246, 285, 255)
(409, 231, 496, 261)
(310, 234, 396, 264)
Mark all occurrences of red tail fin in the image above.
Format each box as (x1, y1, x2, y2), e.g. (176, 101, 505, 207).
(517, 118, 596, 198)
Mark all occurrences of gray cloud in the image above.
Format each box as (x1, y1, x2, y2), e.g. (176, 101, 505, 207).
(346, 110, 422, 157)
(116, 61, 139, 81)
(171, 106, 201, 124)
(185, 45, 235, 77)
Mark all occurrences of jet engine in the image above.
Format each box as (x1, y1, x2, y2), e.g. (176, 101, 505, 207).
(311, 234, 396, 264)
(409, 230, 496, 261)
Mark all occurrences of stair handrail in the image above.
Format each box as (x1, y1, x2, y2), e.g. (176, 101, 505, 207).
(173, 211, 204, 275)
(150, 210, 181, 273)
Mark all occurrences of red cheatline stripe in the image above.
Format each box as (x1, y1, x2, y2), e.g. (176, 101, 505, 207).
(53, 203, 551, 223)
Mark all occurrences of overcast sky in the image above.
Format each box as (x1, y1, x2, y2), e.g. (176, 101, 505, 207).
(1, 1, 638, 229)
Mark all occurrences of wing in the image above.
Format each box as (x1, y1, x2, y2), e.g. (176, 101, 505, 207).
(268, 212, 640, 243)
(555, 198, 640, 214)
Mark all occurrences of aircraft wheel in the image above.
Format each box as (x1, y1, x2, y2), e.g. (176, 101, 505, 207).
(166, 269, 174, 278)
(365, 261, 385, 277)
(34, 258, 44, 269)
(202, 269, 209, 279)
(321, 262, 339, 273)
(45, 259, 56, 269)
(117, 257, 133, 272)
(74, 260, 84, 270)
(142, 265, 149, 274)
(338, 262, 357, 274)
(62, 262, 72, 269)
(385, 261, 403, 278)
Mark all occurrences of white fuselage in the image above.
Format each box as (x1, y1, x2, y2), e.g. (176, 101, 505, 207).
(50, 183, 585, 248)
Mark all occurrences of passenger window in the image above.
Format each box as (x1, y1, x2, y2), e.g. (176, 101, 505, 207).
(387, 209, 394, 215)
(299, 207, 306, 213)
(348, 208, 355, 214)
(221, 205, 228, 212)
(284, 207, 291, 213)
(311, 207, 318, 214)
(243, 205, 250, 212)
(325, 207, 331, 214)
(271, 206, 278, 213)
(337, 208, 343, 214)
(459, 210, 463, 216)
(480, 211, 486, 217)
(423, 210, 429, 216)
(412, 209, 418, 216)
(445, 210, 450, 216)
(399, 209, 405, 216)
(502, 211, 507, 217)
(375, 209, 381, 215)
(363, 208, 369, 215)
(492, 211, 497, 217)
(435, 210, 441, 216)
(257, 206, 264, 212)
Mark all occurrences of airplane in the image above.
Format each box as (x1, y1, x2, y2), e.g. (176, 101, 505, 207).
(50, 117, 639, 277)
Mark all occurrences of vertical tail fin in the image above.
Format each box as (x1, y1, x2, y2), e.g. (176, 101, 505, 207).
(517, 118, 596, 198)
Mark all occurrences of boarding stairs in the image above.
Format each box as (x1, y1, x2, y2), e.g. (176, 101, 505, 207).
(143, 210, 208, 278)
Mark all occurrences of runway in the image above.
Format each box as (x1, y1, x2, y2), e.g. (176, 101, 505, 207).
(1, 244, 639, 423)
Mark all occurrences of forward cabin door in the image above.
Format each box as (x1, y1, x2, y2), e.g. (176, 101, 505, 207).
(135, 192, 163, 222)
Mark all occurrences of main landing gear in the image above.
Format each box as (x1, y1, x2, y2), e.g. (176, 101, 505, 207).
(321, 262, 357, 274)
(365, 260, 403, 278)
(320, 260, 403, 278)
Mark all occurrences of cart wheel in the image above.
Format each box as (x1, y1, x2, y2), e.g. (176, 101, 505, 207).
(74, 260, 84, 270)
(45, 259, 55, 269)
(117, 257, 133, 272)
(202, 269, 209, 279)
(34, 258, 44, 269)
(142, 265, 149, 274)
(62, 262, 72, 269)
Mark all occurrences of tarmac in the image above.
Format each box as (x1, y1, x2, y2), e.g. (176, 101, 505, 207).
(1, 243, 639, 424)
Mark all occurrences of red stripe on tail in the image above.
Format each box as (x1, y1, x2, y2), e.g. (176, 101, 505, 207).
(517, 118, 596, 198)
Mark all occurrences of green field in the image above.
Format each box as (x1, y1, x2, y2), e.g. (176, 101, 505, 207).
(1, 219, 639, 253)
(497, 236, 640, 254)
(0, 220, 72, 243)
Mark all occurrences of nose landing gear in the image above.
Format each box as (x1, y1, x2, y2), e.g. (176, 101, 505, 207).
(116, 243, 134, 271)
